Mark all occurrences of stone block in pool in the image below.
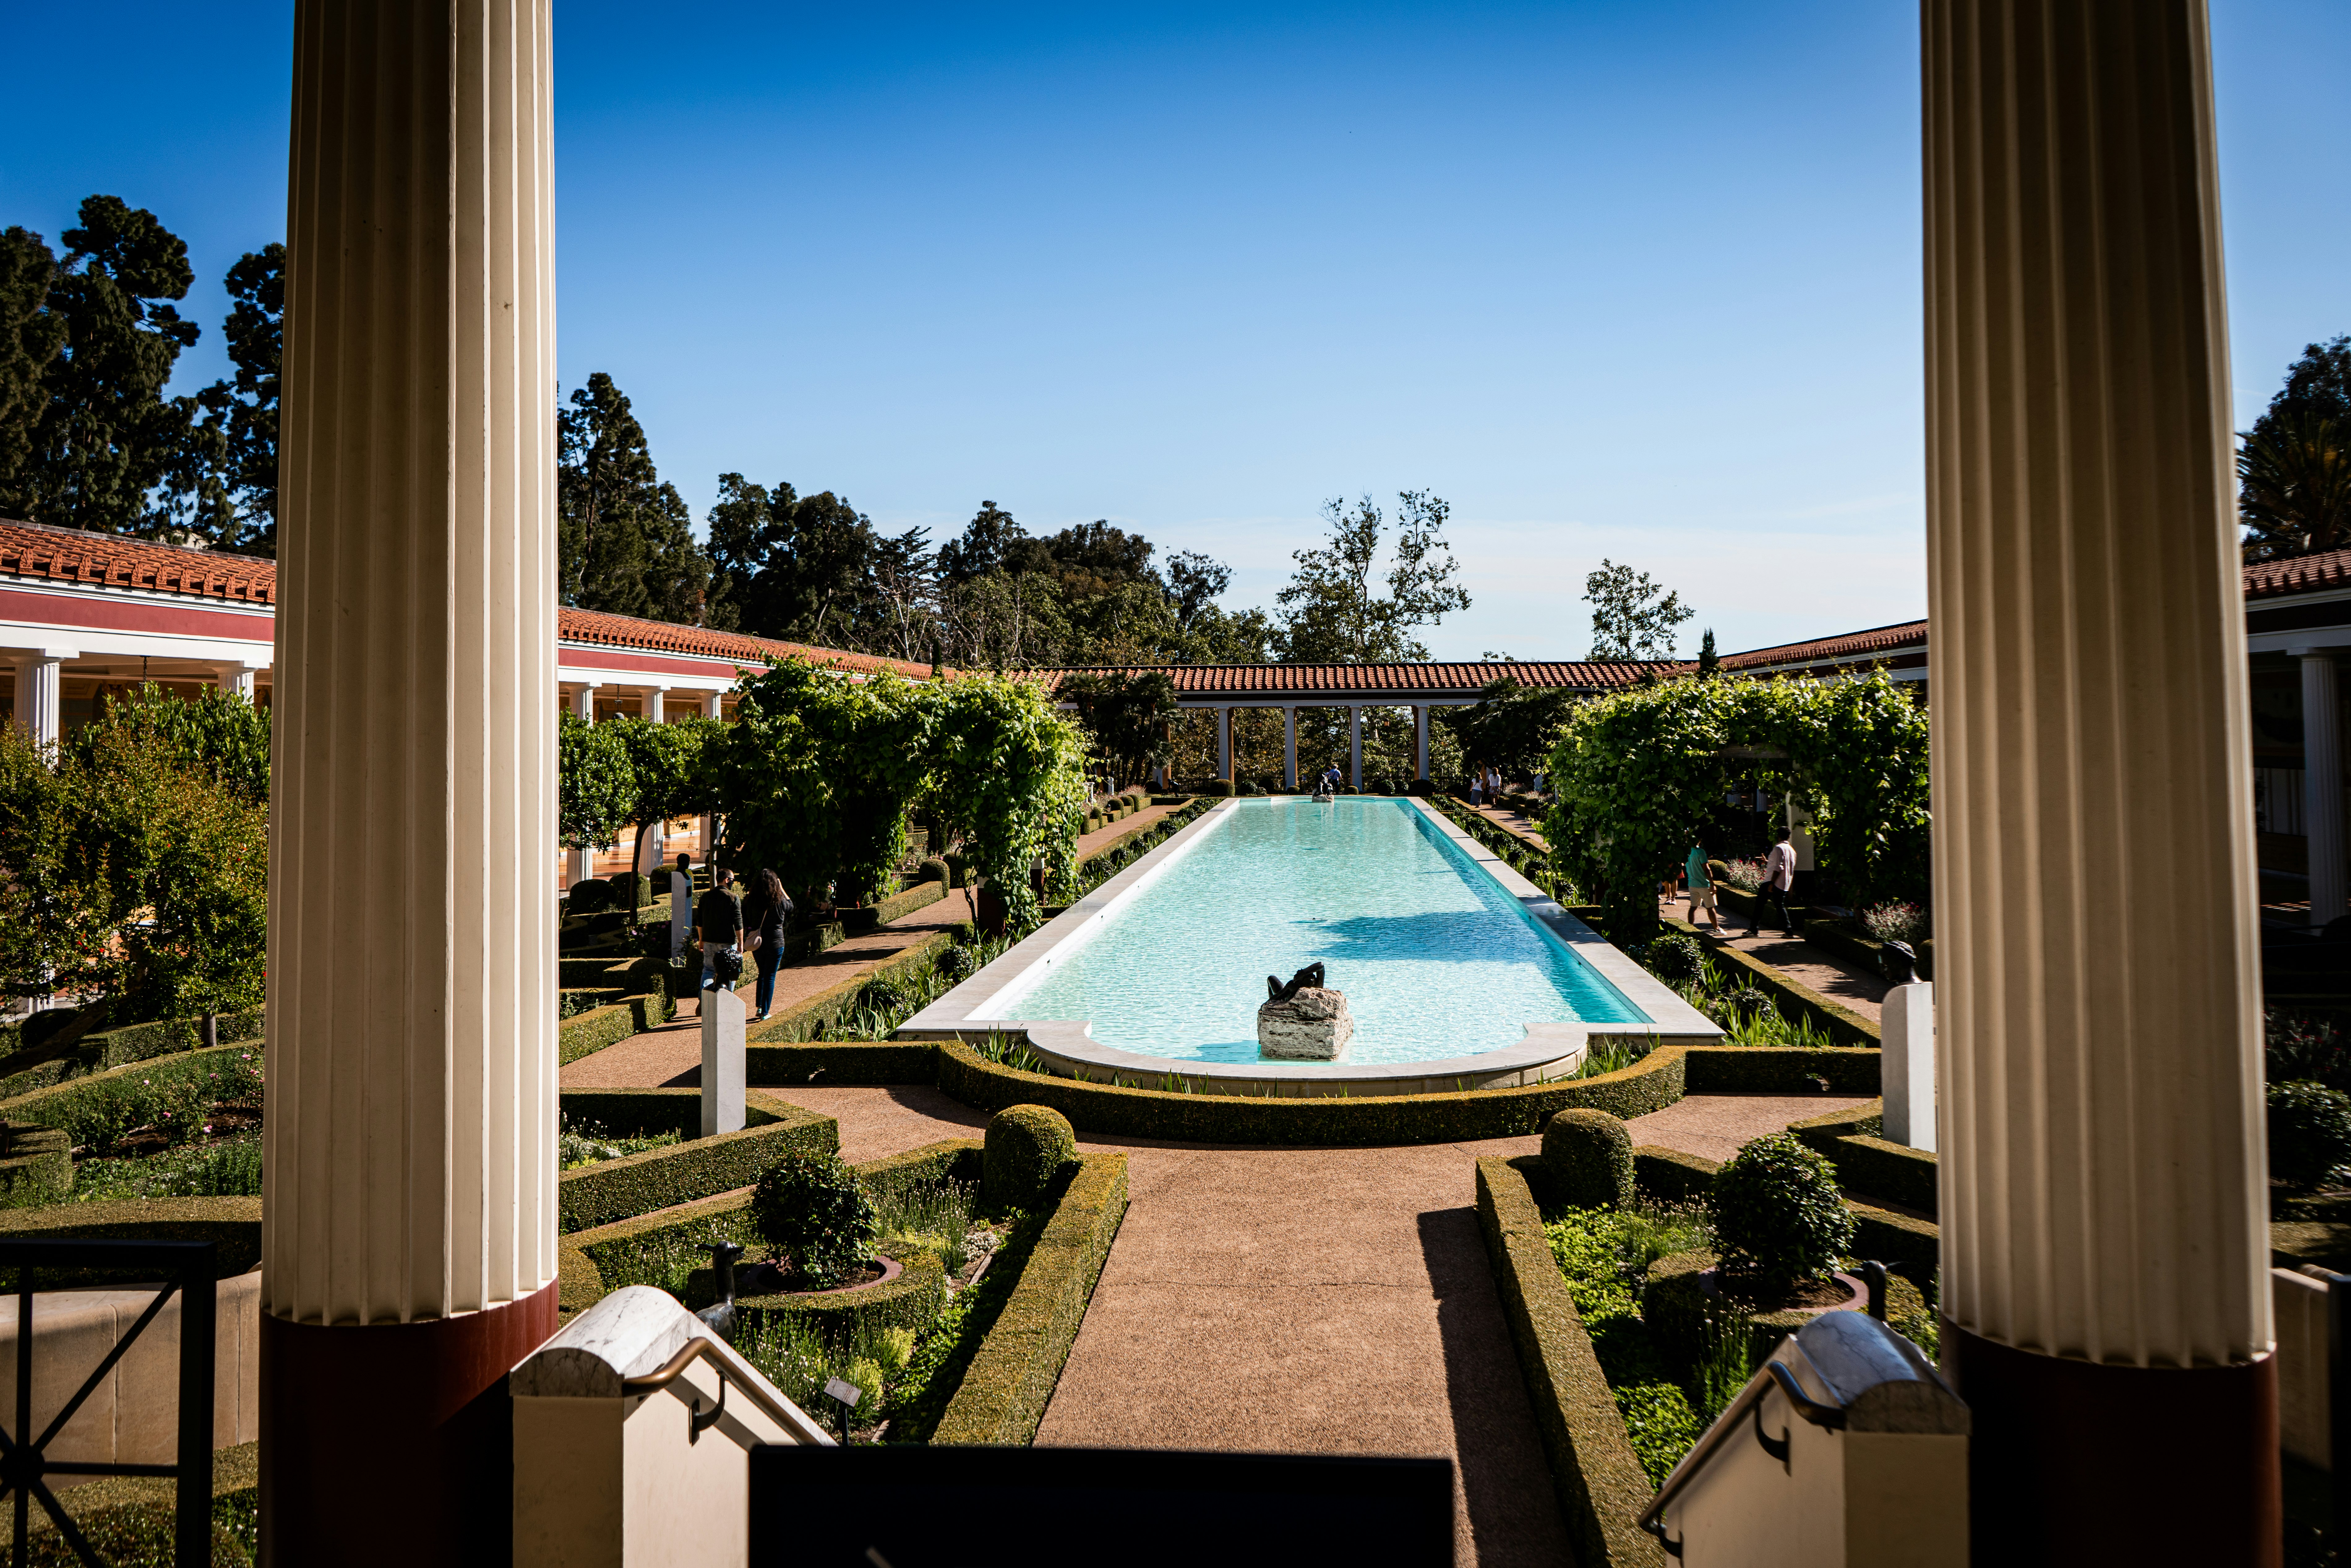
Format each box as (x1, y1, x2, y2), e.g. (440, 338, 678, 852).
(1258, 986, 1354, 1060)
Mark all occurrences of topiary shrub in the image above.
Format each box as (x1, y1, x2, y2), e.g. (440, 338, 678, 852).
(917, 856, 950, 887)
(608, 872, 648, 909)
(567, 879, 613, 914)
(1542, 1108, 1634, 1208)
(1208, 779, 1235, 798)
(983, 1103, 1076, 1210)
(2270, 1079, 2351, 1192)
(1706, 1132, 1855, 1292)
(937, 946, 977, 984)
(750, 1150, 879, 1287)
(860, 978, 909, 1015)
(1642, 934, 1704, 985)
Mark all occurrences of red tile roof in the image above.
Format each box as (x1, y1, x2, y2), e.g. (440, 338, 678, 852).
(0, 516, 275, 603)
(1022, 661, 1681, 696)
(0, 516, 936, 676)
(2243, 547, 2351, 601)
(1718, 620, 1929, 672)
(557, 607, 935, 678)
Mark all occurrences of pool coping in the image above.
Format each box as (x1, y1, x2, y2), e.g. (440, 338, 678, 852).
(897, 796, 1723, 1099)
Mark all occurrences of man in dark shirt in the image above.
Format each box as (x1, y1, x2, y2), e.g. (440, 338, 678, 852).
(695, 869, 743, 992)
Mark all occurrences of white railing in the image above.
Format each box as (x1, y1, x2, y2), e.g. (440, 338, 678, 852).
(1639, 1309, 1970, 1567)
(512, 1285, 831, 1568)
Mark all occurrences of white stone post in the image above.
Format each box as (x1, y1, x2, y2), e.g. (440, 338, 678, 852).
(1348, 705, 1362, 790)
(670, 853, 693, 964)
(1881, 981, 1936, 1152)
(701, 984, 746, 1137)
(1925, 1, 2275, 1556)
(644, 687, 664, 725)
(215, 664, 259, 702)
(2300, 650, 2345, 927)
(1415, 705, 1430, 783)
(1283, 707, 1297, 790)
(702, 690, 723, 720)
(10, 650, 72, 747)
(265, 0, 559, 1552)
(1218, 706, 1233, 783)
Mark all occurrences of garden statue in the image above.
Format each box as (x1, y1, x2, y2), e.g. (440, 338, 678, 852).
(1259, 965, 1351, 1060)
(1882, 940, 1919, 986)
(1267, 963, 1326, 1005)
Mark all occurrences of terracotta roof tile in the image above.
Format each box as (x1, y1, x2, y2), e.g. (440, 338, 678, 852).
(556, 607, 935, 678)
(2243, 547, 2351, 600)
(1021, 661, 1681, 696)
(1718, 620, 1929, 671)
(0, 517, 276, 604)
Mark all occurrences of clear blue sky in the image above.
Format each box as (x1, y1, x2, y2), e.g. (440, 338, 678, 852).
(3, 1, 2345, 659)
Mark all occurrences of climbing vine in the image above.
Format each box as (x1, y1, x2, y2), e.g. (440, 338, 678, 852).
(1545, 669, 1929, 940)
(926, 674, 1090, 932)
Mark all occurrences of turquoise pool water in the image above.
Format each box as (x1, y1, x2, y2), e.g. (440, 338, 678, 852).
(994, 798, 1648, 1066)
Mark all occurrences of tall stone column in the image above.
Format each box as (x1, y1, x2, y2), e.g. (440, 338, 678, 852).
(2300, 651, 2345, 927)
(1414, 704, 1429, 783)
(1348, 705, 1362, 789)
(266, 1, 559, 1560)
(1218, 706, 1233, 782)
(1284, 707, 1297, 789)
(1924, 3, 2275, 1561)
(216, 664, 260, 702)
(9, 651, 72, 746)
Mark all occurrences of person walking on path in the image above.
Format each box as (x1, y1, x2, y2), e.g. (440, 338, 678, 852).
(695, 868, 744, 992)
(742, 868, 792, 1021)
(1760, 829, 1798, 936)
(1685, 841, 1724, 934)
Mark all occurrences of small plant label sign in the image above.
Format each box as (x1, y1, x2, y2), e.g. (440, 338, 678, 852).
(825, 1376, 863, 1409)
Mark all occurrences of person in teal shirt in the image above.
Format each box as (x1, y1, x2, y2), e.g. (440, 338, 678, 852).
(1685, 842, 1723, 934)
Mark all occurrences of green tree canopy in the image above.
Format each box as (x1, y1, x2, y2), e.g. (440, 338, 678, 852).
(1439, 675, 1577, 782)
(558, 712, 636, 865)
(1584, 559, 1692, 659)
(66, 682, 270, 805)
(193, 244, 284, 554)
(0, 227, 68, 516)
(927, 673, 1089, 930)
(1275, 490, 1470, 664)
(1546, 670, 1929, 939)
(2242, 336, 2351, 561)
(602, 713, 722, 872)
(1059, 670, 1179, 788)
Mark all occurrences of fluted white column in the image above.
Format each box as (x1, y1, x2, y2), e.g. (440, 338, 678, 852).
(215, 664, 259, 702)
(1348, 705, 1362, 789)
(1283, 707, 1297, 789)
(1925, 2, 2274, 1558)
(1414, 705, 1429, 782)
(9, 653, 68, 746)
(2300, 651, 2345, 927)
(701, 690, 722, 720)
(267, 0, 559, 1553)
(1218, 706, 1233, 782)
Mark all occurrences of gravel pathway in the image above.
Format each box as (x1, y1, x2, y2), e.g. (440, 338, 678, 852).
(1624, 1091, 1874, 1165)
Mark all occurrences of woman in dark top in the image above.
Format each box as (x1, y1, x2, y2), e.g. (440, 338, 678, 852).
(743, 869, 791, 1020)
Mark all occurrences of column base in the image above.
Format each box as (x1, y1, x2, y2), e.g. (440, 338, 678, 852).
(1940, 1319, 2280, 1567)
(262, 1281, 559, 1567)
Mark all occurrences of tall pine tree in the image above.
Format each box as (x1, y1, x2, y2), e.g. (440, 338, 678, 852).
(557, 373, 710, 623)
(0, 228, 67, 518)
(15, 197, 202, 536)
(193, 245, 284, 554)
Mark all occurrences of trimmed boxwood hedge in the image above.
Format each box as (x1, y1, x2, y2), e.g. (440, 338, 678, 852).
(0, 1007, 269, 1100)
(0, 1197, 262, 1285)
(1658, 913, 1879, 1048)
(842, 878, 949, 935)
(1635, 1143, 1940, 1278)
(1682, 1047, 1880, 1096)
(0, 1039, 264, 1155)
(0, 1123, 71, 1208)
(748, 931, 958, 1044)
(937, 1038, 1692, 1145)
(707, 1241, 950, 1343)
(1632, 1146, 1719, 1204)
(747, 1040, 940, 1087)
(932, 1152, 1129, 1446)
(557, 1092, 838, 1234)
(559, 1087, 814, 1140)
(1474, 1157, 1666, 1568)
(1785, 1099, 1940, 1215)
(558, 990, 673, 1066)
(560, 1136, 980, 1316)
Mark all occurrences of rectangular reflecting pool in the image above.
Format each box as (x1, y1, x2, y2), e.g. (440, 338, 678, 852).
(982, 797, 1650, 1067)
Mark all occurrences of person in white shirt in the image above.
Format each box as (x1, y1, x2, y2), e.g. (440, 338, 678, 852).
(1760, 830, 1798, 936)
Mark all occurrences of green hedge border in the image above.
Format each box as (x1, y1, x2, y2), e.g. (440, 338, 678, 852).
(1474, 1156, 1667, 1568)
(558, 990, 674, 1066)
(1799, 917, 1936, 984)
(719, 1243, 950, 1342)
(748, 1040, 940, 1087)
(932, 1152, 1129, 1446)
(557, 1090, 837, 1234)
(1658, 914, 1880, 1047)
(843, 877, 949, 935)
(748, 931, 959, 1044)
(1785, 1099, 1939, 1215)
(1629, 1144, 1940, 1277)
(0, 1008, 268, 1100)
(0, 1197, 263, 1283)
(0, 1124, 70, 1209)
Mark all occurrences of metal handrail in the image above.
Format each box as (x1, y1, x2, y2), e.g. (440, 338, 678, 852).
(1637, 1351, 1850, 1556)
(620, 1335, 823, 1445)
(0, 1238, 218, 1568)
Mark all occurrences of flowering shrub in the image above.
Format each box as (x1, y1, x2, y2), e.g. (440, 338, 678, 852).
(27, 1047, 265, 1156)
(2269, 1010, 2351, 1093)
(1719, 858, 1764, 893)
(1862, 901, 1928, 945)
